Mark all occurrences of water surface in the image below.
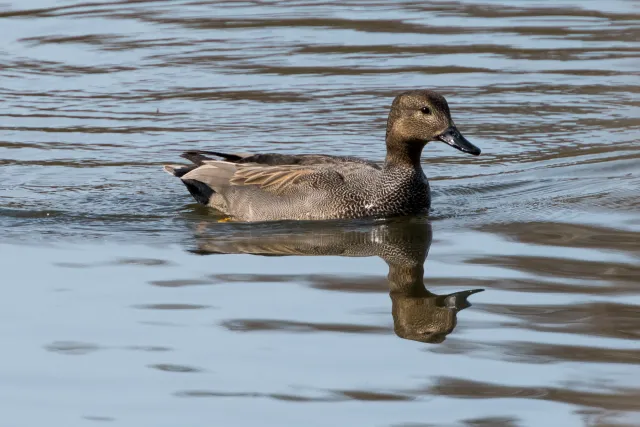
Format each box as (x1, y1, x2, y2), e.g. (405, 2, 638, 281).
(1, 0, 639, 426)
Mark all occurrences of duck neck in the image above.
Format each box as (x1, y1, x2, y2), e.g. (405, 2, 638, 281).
(387, 263, 434, 297)
(384, 136, 426, 169)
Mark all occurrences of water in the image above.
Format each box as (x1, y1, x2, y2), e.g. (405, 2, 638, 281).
(1, 0, 639, 425)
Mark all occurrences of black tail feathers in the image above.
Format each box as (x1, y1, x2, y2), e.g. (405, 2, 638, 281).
(181, 150, 247, 165)
(182, 179, 214, 205)
(163, 164, 214, 205)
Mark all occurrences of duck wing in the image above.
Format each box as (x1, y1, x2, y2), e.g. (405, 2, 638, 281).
(180, 161, 346, 196)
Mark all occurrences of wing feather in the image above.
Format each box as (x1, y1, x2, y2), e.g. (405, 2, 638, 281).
(229, 164, 342, 194)
(180, 158, 346, 195)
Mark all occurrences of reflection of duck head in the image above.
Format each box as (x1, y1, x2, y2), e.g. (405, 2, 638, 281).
(390, 282, 483, 344)
(192, 218, 483, 343)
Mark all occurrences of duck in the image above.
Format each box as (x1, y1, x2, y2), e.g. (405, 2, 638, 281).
(164, 90, 481, 221)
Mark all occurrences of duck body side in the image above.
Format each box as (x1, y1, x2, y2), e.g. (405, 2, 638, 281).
(206, 154, 431, 221)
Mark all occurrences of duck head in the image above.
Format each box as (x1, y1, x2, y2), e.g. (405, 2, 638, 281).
(391, 287, 485, 344)
(386, 90, 481, 156)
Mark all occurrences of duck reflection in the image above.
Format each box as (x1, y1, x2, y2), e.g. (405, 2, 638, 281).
(192, 219, 483, 343)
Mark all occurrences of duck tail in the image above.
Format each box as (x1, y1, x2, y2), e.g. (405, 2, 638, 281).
(181, 179, 215, 205)
(181, 150, 252, 164)
(163, 164, 196, 177)
(163, 164, 215, 205)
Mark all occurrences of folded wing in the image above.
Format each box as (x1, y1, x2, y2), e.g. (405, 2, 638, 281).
(181, 161, 344, 196)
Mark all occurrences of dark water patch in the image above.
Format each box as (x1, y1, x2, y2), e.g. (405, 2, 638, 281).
(149, 278, 213, 287)
(124, 345, 172, 352)
(206, 272, 388, 292)
(478, 302, 640, 340)
(175, 390, 339, 402)
(16, 33, 199, 52)
(0, 140, 151, 151)
(427, 377, 640, 412)
(113, 257, 173, 266)
(468, 256, 640, 284)
(132, 15, 501, 35)
(54, 262, 93, 268)
(432, 339, 640, 366)
(134, 304, 210, 310)
(230, 64, 499, 76)
(417, 3, 639, 21)
(294, 44, 640, 61)
(460, 417, 521, 427)
(479, 222, 640, 254)
(1, 112, 172, 123)
(0, 126, 198, 135)
(44, 341, 175, 354)
(307, 276, 389, 293)
(44, 341, 101, 355)
(82, 415, 115, 422)
(0, 208, 66, 219)
(55, 257, 173, 268)
(175, 388, 413, 402)
(149, 363, 202, 373)
(0, 58, 136, 75)
(337, 390, 414, 402)
(138, 320, 186, 328)
(208, 273, 316, 284)
(19, 33, 126, 47)
(221, 319, 391, 335)
(428, 276, 640, 297)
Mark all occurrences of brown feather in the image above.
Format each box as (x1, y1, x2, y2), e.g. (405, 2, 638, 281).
(230, 165, 316, 193)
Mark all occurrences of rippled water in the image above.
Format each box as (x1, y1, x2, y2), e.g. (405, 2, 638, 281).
(1, 0, 639, 426)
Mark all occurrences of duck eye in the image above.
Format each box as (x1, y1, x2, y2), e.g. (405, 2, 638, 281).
(420, 106, 431, 114)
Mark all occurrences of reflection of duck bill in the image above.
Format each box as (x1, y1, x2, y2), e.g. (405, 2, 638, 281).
(441, 288, 485, 311)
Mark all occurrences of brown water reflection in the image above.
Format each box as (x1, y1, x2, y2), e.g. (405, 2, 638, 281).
(479, 301, 639, 340)
(175, 388, 413, 402)
(429, 378, 640, 412)
(470, 256, 639, 284)
(481, 222, 640, 254)
(435, 338, 640, 366)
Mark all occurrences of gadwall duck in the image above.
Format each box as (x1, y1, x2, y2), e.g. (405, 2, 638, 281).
(164, 90, 480, 221)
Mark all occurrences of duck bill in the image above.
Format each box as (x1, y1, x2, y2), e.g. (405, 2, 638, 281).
(437, 127, 481, 156)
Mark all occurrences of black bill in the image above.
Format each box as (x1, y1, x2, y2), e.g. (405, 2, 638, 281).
(438, 127, 481, 156)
